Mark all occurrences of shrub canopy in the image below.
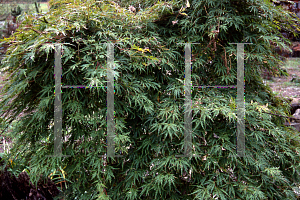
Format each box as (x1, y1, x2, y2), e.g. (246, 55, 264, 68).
(1, 0, 300, 199)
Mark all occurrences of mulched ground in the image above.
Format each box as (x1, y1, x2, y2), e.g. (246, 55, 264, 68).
(0, 156, 61, 200)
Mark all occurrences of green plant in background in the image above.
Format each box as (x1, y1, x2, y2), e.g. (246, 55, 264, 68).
(11, 5, 22, 18)
(0, 0, 300, 199)
(1, 1, 21, 20)
(0, 0, 43, 20)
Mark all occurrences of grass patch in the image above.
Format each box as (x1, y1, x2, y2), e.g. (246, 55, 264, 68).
(281, 58, 300, 70)
(282, 81, 300, 87)
(38, 3, 49, 12)
(19, 3, 49, 13)
(0, 2, 49, 14)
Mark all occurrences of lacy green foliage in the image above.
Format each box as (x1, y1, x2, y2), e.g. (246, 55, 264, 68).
(0, 0, 300, 199)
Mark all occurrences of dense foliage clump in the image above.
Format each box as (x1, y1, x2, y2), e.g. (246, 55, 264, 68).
(0, 0, 300, 199)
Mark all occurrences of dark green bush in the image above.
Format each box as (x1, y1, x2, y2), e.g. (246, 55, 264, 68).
(0, 0, 300, 199)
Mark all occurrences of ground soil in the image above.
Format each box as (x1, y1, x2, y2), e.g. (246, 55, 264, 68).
(0, 156, 61, 200)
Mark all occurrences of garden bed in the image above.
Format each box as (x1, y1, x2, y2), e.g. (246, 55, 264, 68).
(0, 155, 61, 200)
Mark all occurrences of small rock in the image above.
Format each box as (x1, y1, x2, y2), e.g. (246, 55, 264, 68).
(293, 108, 300, 119)
(291, 103, 300, 115)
